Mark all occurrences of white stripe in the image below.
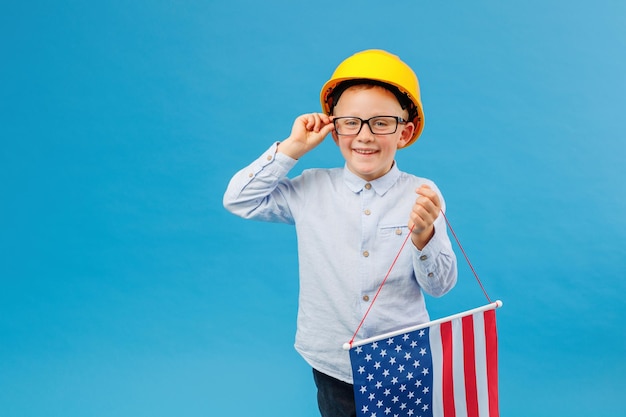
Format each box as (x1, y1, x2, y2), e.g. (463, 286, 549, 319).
(430, 324, 444, 417)
(473, 312, 490, 417)
(451, 317, 468, 417)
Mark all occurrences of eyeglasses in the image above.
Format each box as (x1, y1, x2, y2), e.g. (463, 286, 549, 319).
(333, 116, 406, 136)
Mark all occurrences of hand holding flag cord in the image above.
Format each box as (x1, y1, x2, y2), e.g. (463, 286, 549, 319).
(345, 211, 503, 417)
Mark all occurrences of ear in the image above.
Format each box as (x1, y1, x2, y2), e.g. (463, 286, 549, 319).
(331, 130, 340, 145)
(397, 122, 415, 148)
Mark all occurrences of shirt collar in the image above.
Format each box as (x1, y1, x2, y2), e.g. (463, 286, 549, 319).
(342, 162, 401, 196)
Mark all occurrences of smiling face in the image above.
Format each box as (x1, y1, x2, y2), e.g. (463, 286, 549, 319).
(331, 85, 415, 181)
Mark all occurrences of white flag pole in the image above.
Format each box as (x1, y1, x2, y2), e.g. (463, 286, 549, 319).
(343, 300, 503, 350)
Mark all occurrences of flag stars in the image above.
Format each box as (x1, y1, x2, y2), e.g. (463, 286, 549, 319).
(353, 324, 478, 417)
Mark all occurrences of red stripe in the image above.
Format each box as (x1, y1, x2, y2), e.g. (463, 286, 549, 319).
(440, 321, 456, 417)
(462, 315, 479, 417)
(484, 310, 500, 417)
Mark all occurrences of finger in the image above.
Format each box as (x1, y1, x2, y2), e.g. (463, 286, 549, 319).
(416, 185, 441, 210)
(313, 113, 324, 132)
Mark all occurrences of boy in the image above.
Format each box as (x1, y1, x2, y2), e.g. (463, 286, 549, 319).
(223, 49, 457, 417)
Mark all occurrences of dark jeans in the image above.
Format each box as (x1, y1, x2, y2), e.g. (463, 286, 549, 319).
(312, 368, 356, 417)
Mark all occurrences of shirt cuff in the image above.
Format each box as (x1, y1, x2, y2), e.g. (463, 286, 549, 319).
(412, 223, 449, 273)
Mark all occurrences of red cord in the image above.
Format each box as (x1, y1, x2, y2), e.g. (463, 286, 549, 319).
(348, 210, 492, 348)
(439, 210, 492, 304)
(348, 224, 415, 348)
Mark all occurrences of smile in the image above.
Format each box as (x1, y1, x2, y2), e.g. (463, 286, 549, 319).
(353, 149, 378, 155)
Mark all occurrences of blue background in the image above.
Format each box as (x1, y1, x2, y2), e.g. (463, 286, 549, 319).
(1, 1, 625, 416)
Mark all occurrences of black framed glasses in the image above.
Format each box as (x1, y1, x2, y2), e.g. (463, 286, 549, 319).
(333, 116, 406, 136)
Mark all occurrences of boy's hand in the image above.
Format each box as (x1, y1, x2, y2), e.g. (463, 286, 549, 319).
(277, 113, 335, 160)
(409, 185, 440, 250)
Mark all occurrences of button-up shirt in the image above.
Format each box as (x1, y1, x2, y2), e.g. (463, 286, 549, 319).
(223, 142, 457, 383)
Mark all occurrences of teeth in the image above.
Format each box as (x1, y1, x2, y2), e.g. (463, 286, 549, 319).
(354, 149, 376, 154)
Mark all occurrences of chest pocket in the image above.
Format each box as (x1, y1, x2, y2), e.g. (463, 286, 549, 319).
(378, 224, 410, 240)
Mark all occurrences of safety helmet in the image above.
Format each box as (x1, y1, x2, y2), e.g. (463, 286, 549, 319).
(320, 49, 424, 147)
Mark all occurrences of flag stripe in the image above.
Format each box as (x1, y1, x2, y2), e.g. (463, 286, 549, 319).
(462, 315, 479, 417)
(431, 323, 444, 417)
(484, 309, 499, 417)
(451, 318, 467, 417)
(440, 321, 456, 417)
(473, 312, 490, 417)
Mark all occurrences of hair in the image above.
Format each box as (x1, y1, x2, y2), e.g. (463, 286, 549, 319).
(327, 79, 418, 122)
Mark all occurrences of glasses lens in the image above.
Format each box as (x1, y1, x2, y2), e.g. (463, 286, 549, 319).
(335, 118, 362, 135)
(369, 116, 397, 134)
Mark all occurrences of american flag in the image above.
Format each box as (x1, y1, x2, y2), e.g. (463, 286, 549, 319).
(349, 302, 500, 417)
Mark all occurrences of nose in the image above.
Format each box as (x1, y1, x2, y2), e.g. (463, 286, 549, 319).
(356, 121, 375, 140)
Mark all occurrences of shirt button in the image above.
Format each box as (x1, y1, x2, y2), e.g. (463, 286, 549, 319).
(266, 155, 273, 161)
(362, 295, 370, 302)
(248, 172, 254, 178)
(364, 183, 372, 190)
(427, 272, 434, 278)
(364, 209, 371, 216)
(420, 255, 428, 261)
(395, 228, 402, 235)
(363, 250, 370, 257)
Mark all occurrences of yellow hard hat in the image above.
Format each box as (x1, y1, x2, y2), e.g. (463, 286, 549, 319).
(320, 49, 424, 147)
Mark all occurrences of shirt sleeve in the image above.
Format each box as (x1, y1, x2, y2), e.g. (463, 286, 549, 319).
(411, 209, 458, 297)
(223, 142, 299, 224)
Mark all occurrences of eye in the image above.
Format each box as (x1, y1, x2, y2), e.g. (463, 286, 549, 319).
(372, 118, 392, 128)
(342, 118, 360, 127)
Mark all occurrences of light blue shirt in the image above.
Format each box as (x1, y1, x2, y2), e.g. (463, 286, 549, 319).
(223, 142, 457, 383)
